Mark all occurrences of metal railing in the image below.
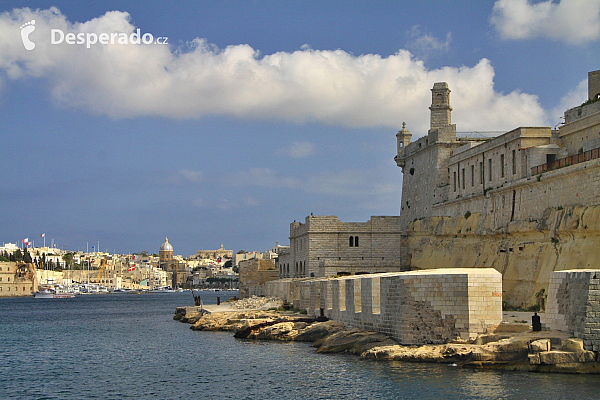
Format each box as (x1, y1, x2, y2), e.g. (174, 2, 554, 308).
(531, 147, 600, 175)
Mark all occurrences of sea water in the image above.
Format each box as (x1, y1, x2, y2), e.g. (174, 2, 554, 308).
(1, 292, 598, 399)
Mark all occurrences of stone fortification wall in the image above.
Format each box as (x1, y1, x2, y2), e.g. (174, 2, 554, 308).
(431, 158, 600, 232)
(265, 268, 502, 344)
(239, 259, 278, 298)
(545, 270, 600, 351)
(406, 204, 600, 307)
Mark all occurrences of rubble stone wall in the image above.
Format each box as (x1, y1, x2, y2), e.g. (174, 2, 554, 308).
(545, 269, 600, 351)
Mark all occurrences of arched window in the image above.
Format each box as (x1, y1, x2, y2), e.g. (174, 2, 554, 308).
(349, 236, 354, 247)
(354, 236, 359, 247)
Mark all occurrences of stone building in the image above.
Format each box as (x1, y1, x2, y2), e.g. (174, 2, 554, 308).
(0, 261, 37, 297)
(396, 70, 600, 307)
(238, 258, 278, 298)
(159, 237, 187, 288)
(277, 215, 403, 279)
(193, 244, 232, 262)
(397, 71, 600, 232)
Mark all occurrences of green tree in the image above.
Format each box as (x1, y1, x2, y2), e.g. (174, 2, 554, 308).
(62, 253, 74, 269)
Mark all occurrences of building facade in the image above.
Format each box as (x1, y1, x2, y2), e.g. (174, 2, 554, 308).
(0, 261, 37, 297)
(396, 71, 600, 233)
(278, 215, 403, 279)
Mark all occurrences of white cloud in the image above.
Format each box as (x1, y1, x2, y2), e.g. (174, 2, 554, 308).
(226, 167, 397, 198)
(158, 169, 203, 185)
(550, 78, 588, 126)
(281, 141, 316, 158)
(193, 196, 259, 210)
(405, 25, 451, 60)
(0, 7, 549, 134)
(491, 0, 600, 44)
(178, 169, 203, 183)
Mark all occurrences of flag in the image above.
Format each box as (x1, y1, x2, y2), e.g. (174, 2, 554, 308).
(22, 238, 28, 243)
(40, 233, 45, 238)
(128, 264, 136, 272)
(132, 255, 136, 260)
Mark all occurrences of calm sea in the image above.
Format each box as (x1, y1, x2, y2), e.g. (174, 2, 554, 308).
(1, 291, 598, 400)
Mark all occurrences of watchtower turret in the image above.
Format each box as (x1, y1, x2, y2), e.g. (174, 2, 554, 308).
(429, 82, 452, 130)
(395, 122, 411, 170)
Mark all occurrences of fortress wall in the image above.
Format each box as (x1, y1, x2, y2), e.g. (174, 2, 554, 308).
(266, 268, 502, 344)
(406, 204, 600, 307)
(545, 270, 600, 351)
(429, 158, 600, 231)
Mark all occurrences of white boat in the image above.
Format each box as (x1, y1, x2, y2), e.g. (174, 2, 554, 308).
(149, 287, 174, 293)
(33, 289, 76, 299)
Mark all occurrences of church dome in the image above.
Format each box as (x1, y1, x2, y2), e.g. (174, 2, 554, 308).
(160, 237, 173, 252)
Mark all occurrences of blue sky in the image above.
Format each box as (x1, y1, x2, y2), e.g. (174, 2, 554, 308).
(1, 0, 599, 256)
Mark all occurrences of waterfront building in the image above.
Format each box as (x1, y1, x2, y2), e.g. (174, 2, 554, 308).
(278, 215, 403, 279)
(395, 70, 600, 307)
(0, 261, 37, 297)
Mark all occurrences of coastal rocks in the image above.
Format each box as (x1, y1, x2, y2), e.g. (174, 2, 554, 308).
(177, 305, 600, 373)
(315, 329, 397, 355)
(173, 306, 204, 323)
(295, 321, 345, 342)
(191, 311, 275, 332)
(364, 343, 476, 362)
(528, 338, 597, 365)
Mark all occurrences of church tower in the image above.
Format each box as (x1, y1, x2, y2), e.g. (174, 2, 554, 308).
(159, 237, 176, 288)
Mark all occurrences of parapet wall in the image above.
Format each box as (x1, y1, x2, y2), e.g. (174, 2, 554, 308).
(266, 268, 502, 344)
(545, 269, 600, 351)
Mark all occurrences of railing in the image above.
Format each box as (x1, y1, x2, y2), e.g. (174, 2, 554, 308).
(531, 147, 600, 175)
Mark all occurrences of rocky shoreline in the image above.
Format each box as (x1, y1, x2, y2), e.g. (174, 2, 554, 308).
(174, 301, 600, 374)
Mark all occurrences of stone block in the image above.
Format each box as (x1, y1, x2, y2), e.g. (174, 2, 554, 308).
(529, 339, 551, 353)
(528, 353, 541, 365)
(561, 338, 585, 353)
(539, 351, 579, 364)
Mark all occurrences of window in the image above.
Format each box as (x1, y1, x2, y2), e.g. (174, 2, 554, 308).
(480, 162, 483, 184)
(354, 236, 359, 247)
(453, 171, 457, 192)
(501, 154, 505, 178)
(349, 236, 354, 247)
(512, 150, 517, 175)
(462, 168, 465, 190)
(471, 165, 474, 187)
(488, 158, 492, 182)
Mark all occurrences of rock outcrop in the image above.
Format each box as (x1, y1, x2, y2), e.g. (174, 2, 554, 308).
(177, 305, 600, 374)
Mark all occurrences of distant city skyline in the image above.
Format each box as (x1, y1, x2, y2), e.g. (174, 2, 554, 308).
(1, 1, 599, 255)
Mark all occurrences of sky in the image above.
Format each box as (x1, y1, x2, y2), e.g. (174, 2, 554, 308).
(0, 0, 599, 257)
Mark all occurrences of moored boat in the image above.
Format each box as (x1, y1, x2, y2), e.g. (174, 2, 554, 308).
(33, 288, 76, 299)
